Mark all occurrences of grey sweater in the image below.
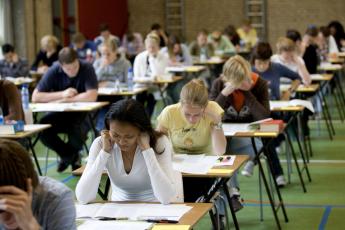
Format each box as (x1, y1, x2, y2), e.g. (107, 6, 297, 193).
(93, 55, 131, 83)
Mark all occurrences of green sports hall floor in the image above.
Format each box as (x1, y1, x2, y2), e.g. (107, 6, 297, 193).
(30, 99, 345, 230)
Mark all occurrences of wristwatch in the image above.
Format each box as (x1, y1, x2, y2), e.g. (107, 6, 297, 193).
(213, 121, 223, 130)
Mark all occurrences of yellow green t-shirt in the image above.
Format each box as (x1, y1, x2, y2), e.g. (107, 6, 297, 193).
(157, 101, 224, 155)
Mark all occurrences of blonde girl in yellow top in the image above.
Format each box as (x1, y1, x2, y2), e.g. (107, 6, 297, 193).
(157, 79, 226, 201)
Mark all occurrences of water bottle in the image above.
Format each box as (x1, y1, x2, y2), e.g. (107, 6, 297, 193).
(200, 48, 207, 62)
(0, 106, 4, 125)
(114, 78, 120, 92)
(21, 84, 33, 124)
(21, 84, 29, 110)
(127, 67, 134, 91)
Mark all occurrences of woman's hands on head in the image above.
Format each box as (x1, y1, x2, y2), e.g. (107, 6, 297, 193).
(137, 132, 151, 151)
(101, 130, 114, 153)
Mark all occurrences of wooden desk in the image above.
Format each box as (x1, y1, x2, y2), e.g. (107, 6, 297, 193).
(98, 87, 148, 96)
(0, 124, 51, 176)
(318, 63, 343, 71)
(193, 58, 226, 65)
(311, 74, 333, 82)
(5, 77, 36, 86)
(166, 66, 206, 73)
(135, 76, 183, 105)
(295, 84, 320, 93)
(30, 102, 109, 112)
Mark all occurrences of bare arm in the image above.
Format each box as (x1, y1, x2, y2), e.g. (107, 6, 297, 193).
(281, 79, 301, 101)
(32, 88, 64, 103)
(63, 89, 97, 102)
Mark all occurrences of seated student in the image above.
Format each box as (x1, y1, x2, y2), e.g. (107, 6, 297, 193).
(328, 20, 345, 51)
(32, 47, 98, 172)
(0, 139, 76, 230)
(224, 25, 241, 51)
(0, 44, 29, 78)
(251, 42, 301, 101)
(76, 99, 179, 204)
(236, 19, 259, 49)
(70, 32, 97, 62)
(286, 29, 307, 56)
(161, 35, 193, 66)
(0, 79, 24, 122)
(208, 30, 236, 55)
(189, 29, 215, 59)
(119, 31, 144, 64)
(93, 40, 131, 88)
(150, 23, 169, 48)
(134, 32, 169, 117)
(271, 37, 311, 86)
(157, 79, 226, 202)
(209, 55, 286, 193)
(318, 26, 339, 59)
(94, 23, 121, 48)
(31, 35, 62, 73)
(93, 40, 131, 131)
(302, 26, 320, 74)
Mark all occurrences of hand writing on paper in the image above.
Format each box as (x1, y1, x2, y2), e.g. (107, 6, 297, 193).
(137, 132, 151, 151)
(101, 130, 114, 153)
(0, 179, 40, 230)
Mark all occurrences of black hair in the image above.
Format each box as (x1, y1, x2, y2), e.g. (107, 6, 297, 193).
(151, 23, 161, 31)
(328, 20, 345, 49)
(250, 42, 273, 64)
(105, 99, 164, 153)
(286, 29, 302, 42)
(99, 23, 110, 32)
(1, 43, 15, 54)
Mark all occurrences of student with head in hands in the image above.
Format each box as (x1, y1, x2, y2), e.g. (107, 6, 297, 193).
(189, 29, 215, 59)
(76, 99, 180, 204)
(157, 79, 226, 202)
(31, 35, 62, 74)
(327, 20, 345, 51)
(161, 35, 193, 66)
(32, 47, 98, 173)
(0, 139, 76, 230)
(93, 39, 131, 131)
(94, 23, 120, 48)
(318, 26, 339, 60)
(271, 37, 311, 86)
(134, 32, 169, 117)
(236, 19, 259, 49)
(0, 44, 29, 78)
(210, 55, 287, 206)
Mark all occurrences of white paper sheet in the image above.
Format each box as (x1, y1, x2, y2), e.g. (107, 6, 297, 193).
(172, 154, 218, 174)
(76, 203, 192, 222)
(30, 102, 102, 112)
(270, 99, 314, 113)
(78, 220, 153, 230)
(310, 74, 326, 80)
(222, 118, 272, 136)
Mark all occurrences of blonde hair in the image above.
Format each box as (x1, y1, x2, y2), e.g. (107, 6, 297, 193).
(145, 32, 160, 46)
(100, 39, 118, 52)
(40, 35, 59, 50)
(276, 37, 296, 54)
(222, 55, 251, 88)
(180, 79, 208, 107)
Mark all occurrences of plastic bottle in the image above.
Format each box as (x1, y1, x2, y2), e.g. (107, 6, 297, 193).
(200, 48, 207, 62)
(127, 67, 134, 91)
(21, 84, 33, 124)
(114, 78, 120, 92)
(0, 106, 4, 125)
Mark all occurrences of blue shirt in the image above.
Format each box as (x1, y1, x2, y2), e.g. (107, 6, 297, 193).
(252, 62, 301, 100)
(70, 40, 97, 60)
(37, 61, 98, 93)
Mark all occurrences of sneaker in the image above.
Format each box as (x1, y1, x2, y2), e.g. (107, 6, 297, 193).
(276, 175, 287, 187)
(229, 187, 240, 197)
(57, 160, 69, 173)
(241, 160, 255, 177)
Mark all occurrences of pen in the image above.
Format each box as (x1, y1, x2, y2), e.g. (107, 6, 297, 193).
(217, 157, 224, 162)
(145, 219, 178, 223)
(98, 217, 129, 221)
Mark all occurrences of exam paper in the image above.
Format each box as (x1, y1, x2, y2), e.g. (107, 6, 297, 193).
(30, 102, 100, 112)
(270, 99, 314, 113)
(173, 154, 218, 174)
(76, 203, 192, 221)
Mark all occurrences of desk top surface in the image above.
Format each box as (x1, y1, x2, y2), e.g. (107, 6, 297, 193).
(0, 124, 51, 139)
(30, 102, 109, 112)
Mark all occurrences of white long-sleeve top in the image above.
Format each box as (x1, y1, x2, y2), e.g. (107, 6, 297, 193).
(75, 135, 177, 205)
(133, 50, 169, 84)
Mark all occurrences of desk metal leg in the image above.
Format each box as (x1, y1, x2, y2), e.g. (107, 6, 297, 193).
(222, 183, 240, 230)
(318, 89, 335, 135)
(27, 138, 42, 176)
(316, 92, 334, 140)
(251, 138, 288, 230)
(98, 177, 111, 200)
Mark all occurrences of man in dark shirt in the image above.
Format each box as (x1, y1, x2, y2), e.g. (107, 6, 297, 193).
(32, 47, 98, 172)
(0, 44, 29, 78)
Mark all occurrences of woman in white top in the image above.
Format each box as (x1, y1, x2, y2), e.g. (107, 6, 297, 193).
(271, 37, 311, 86)
(75, 99, 179, 204)
(160, 35, 193, 66)
(134, 32, 169, 116)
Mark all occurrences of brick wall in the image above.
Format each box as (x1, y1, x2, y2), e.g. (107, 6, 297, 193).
(127, 0, 345, 46)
